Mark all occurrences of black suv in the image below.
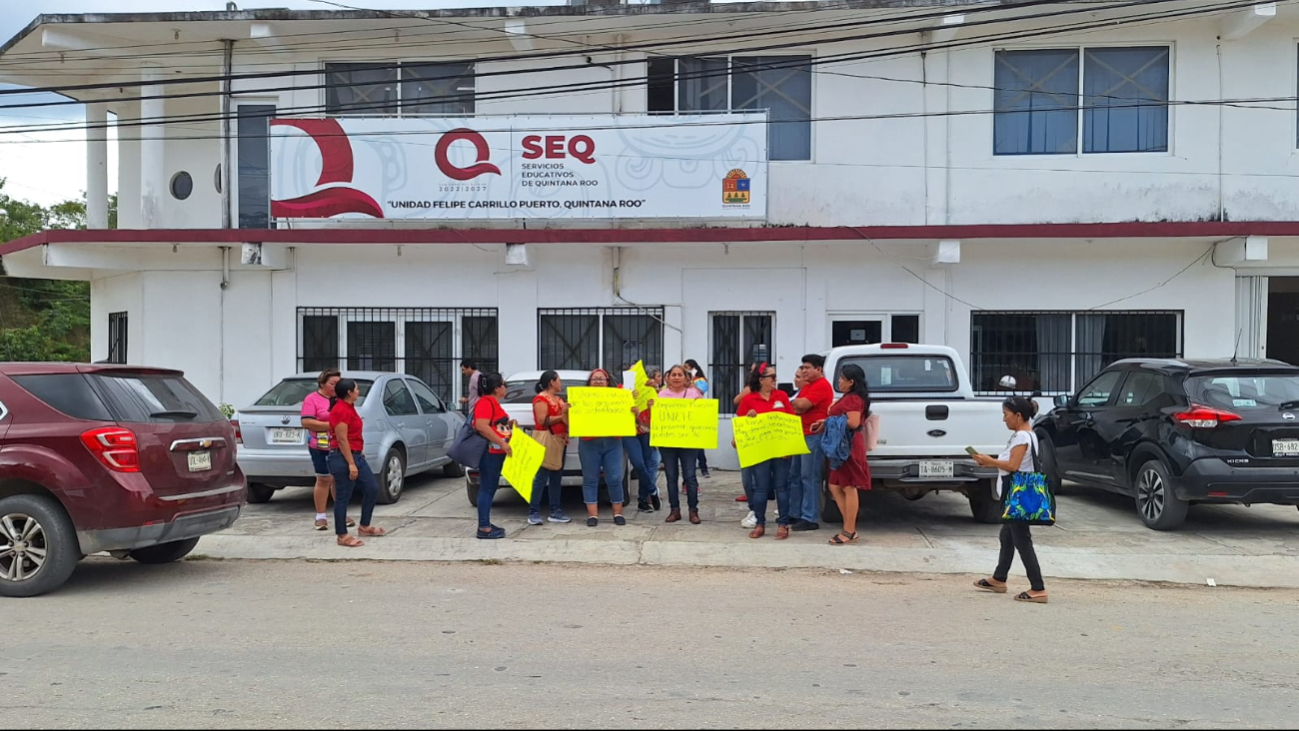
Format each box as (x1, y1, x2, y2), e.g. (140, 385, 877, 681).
(1036, 358, 1299, 530)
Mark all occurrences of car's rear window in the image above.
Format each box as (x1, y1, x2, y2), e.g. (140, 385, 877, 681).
(254, 379, 374, 407)
(1188, 372, 1299, 410)
(834, 355, 959, 393)
(12, 372, 223, 423)
(503, 379, 587, 404)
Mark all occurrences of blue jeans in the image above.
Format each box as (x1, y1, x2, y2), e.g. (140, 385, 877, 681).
(531, 467, 564, 513)
(742, 468, 756, 501)
(660, 447, 700, 511)
(477, 451, 506, 529)
(579, 438, 624, 505)
(788, 435, 825, 523)
(745, 458, 791, 526)
(327, 451, 377, 536)
(623, 434, 658, 502)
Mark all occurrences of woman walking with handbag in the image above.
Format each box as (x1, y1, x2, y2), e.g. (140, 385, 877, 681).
(529, 371, 573, 526)
(658, 365, 705, 524)
(971, 396, 1049, 604)
(472, 373, 514, 540)
(810, 363, 872, 546)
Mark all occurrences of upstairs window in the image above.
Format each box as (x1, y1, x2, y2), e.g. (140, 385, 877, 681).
(994, 46, 1169, 155)
(325, 61, 475, 116)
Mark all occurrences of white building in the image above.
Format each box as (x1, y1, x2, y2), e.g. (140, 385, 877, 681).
(2, 0, 1298, 457)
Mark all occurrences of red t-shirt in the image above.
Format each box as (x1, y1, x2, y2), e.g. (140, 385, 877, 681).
(738, 389, 792, 416)
(329, 400, 364, 453)
(474, 396, 512, 454)
(798, 377, 834, 436)
(532, 394, 568, 438)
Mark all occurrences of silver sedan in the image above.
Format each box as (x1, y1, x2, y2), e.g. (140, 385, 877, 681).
(235, 372, 466, 505)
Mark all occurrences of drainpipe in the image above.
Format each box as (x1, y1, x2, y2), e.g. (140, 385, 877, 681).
(220, 246, 230, 404)
(1216, 39, 1225, 221)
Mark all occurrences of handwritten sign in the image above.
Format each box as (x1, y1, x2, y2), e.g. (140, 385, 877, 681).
(650, 399, 719, 450)
(501, 428, 544, 501)
(567, 386, 637, 437)
(732, 412, 810, 468)
(630, 360, 654, 413)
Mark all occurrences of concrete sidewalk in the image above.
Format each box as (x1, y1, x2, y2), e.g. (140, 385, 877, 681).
(204, 471, 1299, 588)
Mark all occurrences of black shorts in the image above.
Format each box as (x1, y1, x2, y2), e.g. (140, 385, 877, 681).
(309, 448, 330, 477)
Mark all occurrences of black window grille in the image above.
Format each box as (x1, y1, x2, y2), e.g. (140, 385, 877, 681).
(107, 311, 128, 364)
(710, 311, 774, 414)
(325, 61, 475, 117)
(297, 307, 498, 405)
(538, 307, 665, 375)
(970, 310, 1182, 395)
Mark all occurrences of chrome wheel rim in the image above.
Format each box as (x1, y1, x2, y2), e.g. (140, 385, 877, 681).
(1138, 469, 1164, 521)
(387, 457, 403, 497)
(0, 513, 48, 583)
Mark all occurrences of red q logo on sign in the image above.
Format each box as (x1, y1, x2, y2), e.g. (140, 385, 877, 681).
(434, 129, 502, 181)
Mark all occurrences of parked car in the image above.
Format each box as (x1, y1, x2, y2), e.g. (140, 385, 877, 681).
(464, 370, 631, 506)
(235, 372, 465, 505)
(0, 363, 244, 597)
(820, 344, 1010, 522)
(1036, 358, 1299, 530)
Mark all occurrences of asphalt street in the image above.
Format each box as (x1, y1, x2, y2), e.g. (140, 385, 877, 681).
(5, 559, 1298, 729)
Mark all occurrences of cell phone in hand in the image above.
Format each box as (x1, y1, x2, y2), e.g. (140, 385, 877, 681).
(964, 446, 979, 456)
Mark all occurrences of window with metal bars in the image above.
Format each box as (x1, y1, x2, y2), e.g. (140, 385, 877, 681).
(107, 312, 128, 364)
(710, 312, 775, 414)
(537, 307, 665, 376)
(970, 311, 1182, 395)
(297, 307, 498, 406)
(324, 62, 475, 116)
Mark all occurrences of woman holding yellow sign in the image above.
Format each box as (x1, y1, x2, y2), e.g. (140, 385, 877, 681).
(578, 369, 627, 527)
(736, 362, 794, 540)
(658, 365, 705, 524)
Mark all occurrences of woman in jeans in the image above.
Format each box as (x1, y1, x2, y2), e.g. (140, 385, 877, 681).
(327, 379, 386, 548)
(658, 365, 705, 524)
(578, 369, 626, 527)
(684, 359, 712, 478)
(735, 361, 793, 539)
(529, 371, 572, 526)
(972, 396, 1049, 604)
(303, 368, 351, 531)
(473, 373, 514, 540)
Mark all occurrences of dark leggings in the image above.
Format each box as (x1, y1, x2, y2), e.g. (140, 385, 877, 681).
(993, 522, 1045, 592)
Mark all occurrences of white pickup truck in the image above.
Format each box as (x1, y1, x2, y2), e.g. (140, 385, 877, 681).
(820, 343, 1011, 523)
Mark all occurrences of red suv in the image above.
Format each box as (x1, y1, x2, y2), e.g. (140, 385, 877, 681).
(0, 364, 245, 597)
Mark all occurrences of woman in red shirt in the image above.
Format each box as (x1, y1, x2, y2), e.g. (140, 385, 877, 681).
(736, 362, 795, 540)
(327, 379, 387, 548)
(811, 363, 873, 545)
(473, 373, 514, 540)
(529, 371, 572, 526)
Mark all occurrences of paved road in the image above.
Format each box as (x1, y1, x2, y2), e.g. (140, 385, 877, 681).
(8, 559, 1298, 729)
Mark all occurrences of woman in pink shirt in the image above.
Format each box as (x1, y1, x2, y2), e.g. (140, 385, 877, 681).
(301, 368, 352, 532)
(657, 365, 705, 524)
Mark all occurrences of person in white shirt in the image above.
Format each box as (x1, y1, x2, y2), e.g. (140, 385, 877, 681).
(970, 396, 1049, 604)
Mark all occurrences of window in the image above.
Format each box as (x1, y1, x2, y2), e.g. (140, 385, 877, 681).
(12, 374, 114, 422)
(407, 379, 445, 414)
(236, 104, 275, 229)
(710, 312, 774, 414)
(538, 307, 665, 375)
(297, 307, 498, 406)
(829, 314, 921, 347)
(107, 311, 128, 364)
(325, 62, 474, 116)
(994, 46, 1169, 155)
(90, 373, 224, 423)
(382, 379, 419, 417)
(1189, 372, 1299, 410)
(503, 377, 588, 404)
(970, 311, 1182, 395)
(254, 378, 374, 407)
(1116, 371, 1167, 407)
(1077, 371, 1123, 408)
(647, 56, 812, 161)
(833, 355, 959, 394)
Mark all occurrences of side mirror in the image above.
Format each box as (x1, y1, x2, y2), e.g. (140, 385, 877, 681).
(1053, 394, 1070, 409)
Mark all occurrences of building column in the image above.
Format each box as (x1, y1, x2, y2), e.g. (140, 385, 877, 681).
(85, 102, 109, 229)
(139, 64, 166, 229)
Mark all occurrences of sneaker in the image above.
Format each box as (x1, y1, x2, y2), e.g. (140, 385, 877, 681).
(476, 526, 506, 540)
(735, 495, 748, 502)
(701, 469, 712, 478)
(548, 509, 572, 524)
(741, 511, 758, 530)
(638, 500, 653, 513)
(527, 511, 543, 526)
(650, 493, 662, 511)
(792, 521, 821, 532)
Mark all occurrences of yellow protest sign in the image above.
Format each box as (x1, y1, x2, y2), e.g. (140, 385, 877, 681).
(650, 399, 719, 450)
(631, 360, 654, 412)
(732, 412, 811, 468)
(501, 428, 543, 502)
(567, 387, 637, 437)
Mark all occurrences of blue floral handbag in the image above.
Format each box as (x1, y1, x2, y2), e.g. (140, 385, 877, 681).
(1001, 437, 1056, 526)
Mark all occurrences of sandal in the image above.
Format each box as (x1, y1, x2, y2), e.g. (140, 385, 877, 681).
(346, 518, 356, 528)
(776, 525, 790, 540)
(748, 525, 765, 539)
(974, 578, 1008, 594)
(828, 531, 858, 545)
(336, 535, 365, 548)
(314, 519, 328, 531)
(1014, 591, 1049, 604)
(358, 526, 387, 537)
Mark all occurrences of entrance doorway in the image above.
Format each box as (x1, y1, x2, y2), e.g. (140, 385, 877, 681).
(1267, 278, 1299, 366)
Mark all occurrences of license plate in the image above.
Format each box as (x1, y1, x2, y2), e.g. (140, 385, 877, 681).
(188, 451, 212, 472)
(269, 428, 303, 445)
(918, 461, 954, 479)
(1274, 439, 1299, 457)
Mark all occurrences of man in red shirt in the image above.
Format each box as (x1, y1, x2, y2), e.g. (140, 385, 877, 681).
(789, 353, 834, 530)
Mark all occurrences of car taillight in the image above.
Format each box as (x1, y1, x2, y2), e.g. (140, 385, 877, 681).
(880, 343, 909, 349)
(231, 419, 242, 444)
(81, 427, 141, 472)
(1174, 405, 1242, 429)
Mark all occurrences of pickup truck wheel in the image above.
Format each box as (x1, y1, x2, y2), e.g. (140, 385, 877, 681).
(129, 538, 201, 565)
(820, 477, 842, 523)
(0, 494, 80, 598)
(377, 449, 405, 505)
(968, 479, 1003, 524)
(246, 483, 276, 504)
(1135, 460, 1188, 531)
(1035, 430, 1067, 496)
(466, 476, 480, 507)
